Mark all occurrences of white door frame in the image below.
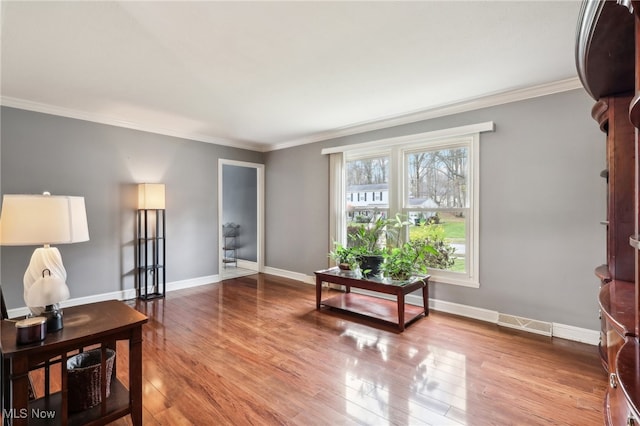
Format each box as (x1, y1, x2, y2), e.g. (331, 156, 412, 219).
(218, 159, 265, 277)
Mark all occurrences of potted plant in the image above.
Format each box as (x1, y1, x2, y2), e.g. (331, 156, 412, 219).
(381, 239, 437, 280)
(329, 243, 358, 270)
(334, 213, 436, 279)
(348, 216, 389, 276)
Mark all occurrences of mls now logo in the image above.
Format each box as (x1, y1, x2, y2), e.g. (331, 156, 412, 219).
(3, 408, 56, 419)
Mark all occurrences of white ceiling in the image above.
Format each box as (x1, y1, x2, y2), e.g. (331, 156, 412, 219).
(1, 1, 582, 152)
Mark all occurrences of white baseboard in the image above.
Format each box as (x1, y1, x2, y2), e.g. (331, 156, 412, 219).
(166, 275, 219, 292)
(263, 266, 315, 285)
(7, 269, 601, 346)
(552, 322, 600, 345)
(7, 275, 220, 318)
(236, 259, 259, 271)
(8, 288, 137, 318)
(429, 297, 499, 323)
(264, 268, 599, 346)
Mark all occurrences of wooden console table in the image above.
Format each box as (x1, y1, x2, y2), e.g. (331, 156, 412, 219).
(1, 300, 148, 426)
(314, 267, 429, 331)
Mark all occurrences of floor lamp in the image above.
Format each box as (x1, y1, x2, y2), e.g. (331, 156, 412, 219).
(137, 183, 166, 300)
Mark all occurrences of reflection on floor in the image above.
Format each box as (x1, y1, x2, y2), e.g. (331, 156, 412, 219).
(32, 273, 604, 425)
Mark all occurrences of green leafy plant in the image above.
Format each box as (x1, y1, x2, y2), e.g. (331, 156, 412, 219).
(411, 224, 456, 270)
(328, 243, 358, 270)
(381, 239, 437, 280)
(348, 216, 388, 254)
(335, 213, 437, 279)
(344, 216, 390, 276)
(386, 213, 412, 248)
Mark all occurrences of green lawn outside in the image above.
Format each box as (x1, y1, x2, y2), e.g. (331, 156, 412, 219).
(409, 213, 466, 272)
(409, 222, 464, 243)
(450, 257, 466, 272)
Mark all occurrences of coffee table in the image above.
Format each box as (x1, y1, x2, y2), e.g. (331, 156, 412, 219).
(314, 267, 430, 331)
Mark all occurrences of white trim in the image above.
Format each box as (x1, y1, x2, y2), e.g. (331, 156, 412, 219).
(427, 296, 499, 323)
(237, 259, 259, 271)
(329, 152, 346, 252)
(275, 78, 579, 151)
(263, 266, 316, 285)
(165, 275, 219, 292)
(266, 268, 598, 345)
(552, 322, 600, 345)
(6, 269, 599, 346)
(427, 274, 480, 288)
(0, 96, 266, 152)
(470, 132, 480, 286)
(321, 121, 494, 155)
(6, 275, 220, 318)
(2, 78, 579, 153)
(332, 128, 486, 287)
(218, 159, 265, 279)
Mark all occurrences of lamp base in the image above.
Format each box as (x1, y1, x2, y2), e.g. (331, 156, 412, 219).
(23, 246, 68, 317)
(43, 305, 63, 332)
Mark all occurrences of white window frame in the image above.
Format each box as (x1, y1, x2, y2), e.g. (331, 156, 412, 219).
(400, 135, 479, 287)
(324, 122, 493, 288)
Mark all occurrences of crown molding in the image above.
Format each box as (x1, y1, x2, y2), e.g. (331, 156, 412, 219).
(0, 96, 266, 152)
(1, 77, 582, 154)
(320, 121, 494, 155)
(267, 77, 583, 151)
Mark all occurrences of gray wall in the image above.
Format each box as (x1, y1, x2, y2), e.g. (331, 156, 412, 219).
(0, 106, 263, 308)
(1, 88, 607, 331)
(264, 89, 606, 330)
(222, 164, 257, 262)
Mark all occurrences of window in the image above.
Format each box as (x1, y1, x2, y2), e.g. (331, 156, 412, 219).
(325, 122, 492, 287)
(404, 142, 473, 282)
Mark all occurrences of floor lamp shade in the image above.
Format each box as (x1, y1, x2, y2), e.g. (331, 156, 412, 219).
(138, 184, 165, 210)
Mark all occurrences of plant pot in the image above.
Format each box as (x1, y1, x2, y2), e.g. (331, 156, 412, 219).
(359, 254, 384, 277)
(338, 263, 351, 271)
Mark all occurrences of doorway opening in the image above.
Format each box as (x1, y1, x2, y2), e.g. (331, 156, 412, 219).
(218, 160, 264, 280)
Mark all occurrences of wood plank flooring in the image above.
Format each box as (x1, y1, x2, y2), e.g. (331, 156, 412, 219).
(36, 273, 607, 425)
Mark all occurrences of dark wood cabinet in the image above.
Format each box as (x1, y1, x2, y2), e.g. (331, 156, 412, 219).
(599, 96, 636, 284)
(577, 1, 640, 424)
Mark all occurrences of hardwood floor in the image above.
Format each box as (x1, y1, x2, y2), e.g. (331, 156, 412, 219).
(37, 273, 607, 425)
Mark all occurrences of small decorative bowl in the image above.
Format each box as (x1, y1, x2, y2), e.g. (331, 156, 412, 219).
(15, 316, 47, 344)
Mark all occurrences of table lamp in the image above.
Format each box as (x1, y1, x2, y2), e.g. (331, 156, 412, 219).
(0, 192, 89, 331)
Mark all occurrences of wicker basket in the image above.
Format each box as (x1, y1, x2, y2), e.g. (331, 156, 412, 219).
(67, 348, 116, 412)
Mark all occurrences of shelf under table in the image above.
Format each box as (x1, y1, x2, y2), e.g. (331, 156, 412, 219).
(321, 292, 425, 327)
(27, 379, 130, 426)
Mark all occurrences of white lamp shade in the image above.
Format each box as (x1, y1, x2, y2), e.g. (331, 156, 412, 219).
(0, 194, 89, 246)
(138, 183, 165, 209)
(26, 274, 70, 306)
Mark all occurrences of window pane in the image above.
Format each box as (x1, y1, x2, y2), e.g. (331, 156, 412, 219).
(345, 156, 390, 248)
(345, 208, 389, 248)
(406, 147, 468, 209)
(408, 211, 466, 273)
